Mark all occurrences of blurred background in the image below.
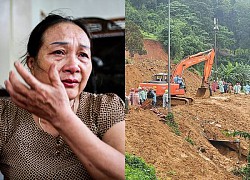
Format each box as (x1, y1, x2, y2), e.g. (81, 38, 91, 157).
(0, 0, 124, 179)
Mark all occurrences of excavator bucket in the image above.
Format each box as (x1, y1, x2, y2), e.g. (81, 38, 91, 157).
(195, 87, 210, 98)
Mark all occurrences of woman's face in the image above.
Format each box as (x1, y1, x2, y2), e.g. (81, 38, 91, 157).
(28, 22, 92, 100)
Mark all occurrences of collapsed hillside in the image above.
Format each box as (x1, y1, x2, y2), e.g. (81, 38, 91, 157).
(125, 39, 201, 97)
(125, 39, 250, 179)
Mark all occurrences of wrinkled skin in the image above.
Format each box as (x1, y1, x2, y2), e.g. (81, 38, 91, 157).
(5, 22, 92, 124)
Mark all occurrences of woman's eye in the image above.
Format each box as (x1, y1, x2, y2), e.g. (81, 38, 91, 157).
(53, 50, 64, 55)
(79, 53, 89, 58)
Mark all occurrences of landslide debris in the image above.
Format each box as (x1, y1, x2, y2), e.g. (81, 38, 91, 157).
(125, 39, 250, 180)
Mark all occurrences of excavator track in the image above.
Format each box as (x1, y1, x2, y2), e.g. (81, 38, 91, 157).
(141, 96, 193, 109)
(171, 96, 194, 106)
(139, 48, 215, 105)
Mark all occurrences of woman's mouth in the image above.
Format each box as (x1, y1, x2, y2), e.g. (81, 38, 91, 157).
(61, 79, 79, 88)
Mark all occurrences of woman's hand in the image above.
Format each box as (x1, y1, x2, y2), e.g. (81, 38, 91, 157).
(4, 61, 71, 127)
(5, 62, 125, 180)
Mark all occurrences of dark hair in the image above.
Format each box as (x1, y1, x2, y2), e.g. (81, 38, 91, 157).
(21, 13, 91, 64)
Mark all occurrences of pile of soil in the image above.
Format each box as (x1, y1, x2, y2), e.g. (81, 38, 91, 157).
(125, 39, 201, 97)
(125, 39, 250, 179)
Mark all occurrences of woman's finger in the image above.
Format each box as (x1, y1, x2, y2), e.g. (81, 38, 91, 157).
(4, 79, 28, 108)
(5, 78, 51, 117)
(7, 66, 49, 107)
(48, 63, 62, 87)
(8, 70, 30, 96)
(14, 61, 41, 90)
(8, 70, 46, 108)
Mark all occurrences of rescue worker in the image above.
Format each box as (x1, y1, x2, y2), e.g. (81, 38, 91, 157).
(143, 87, 147, 101)
(174, 75, 184, 89)
(133, 88, 140, 106)
(144, 87, 148, 100)
(138, 87, 146, 105)
(245, 84, 250, 94)
(162, 89, 168, 108)
(212, 80, 218, 92)
(228, 82, 233, 93)
(129, 88, 135, 105)
(152, 90, 157, 108)
(218, 79, 224, 94)
(233, 82, 241, 94)
(173, 75, 179, 84)
(125, 93, 129, 113)
(223, 81, 228, 93)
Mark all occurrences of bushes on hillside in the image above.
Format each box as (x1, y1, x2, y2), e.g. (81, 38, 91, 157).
(125, 154, 157, 180)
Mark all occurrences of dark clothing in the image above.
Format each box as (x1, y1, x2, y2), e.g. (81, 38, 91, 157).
(152, 91, 157, 107)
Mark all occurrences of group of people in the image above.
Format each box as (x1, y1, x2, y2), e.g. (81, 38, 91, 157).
(212, 80, 234, 94)
(126, 87, 169, 109)
(126, 87, 149, 106)
(212, 79, 250, 95)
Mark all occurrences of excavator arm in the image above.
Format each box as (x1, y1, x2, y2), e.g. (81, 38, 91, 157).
(138, 48, 215, 107)
(171, 49, 215, 86)
(171, 48, 215, 97)
(202, 49, 215, 87)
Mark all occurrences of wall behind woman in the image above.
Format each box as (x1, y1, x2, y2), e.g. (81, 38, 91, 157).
(0, 0, 32, 88)
(0, 0, 125, 87)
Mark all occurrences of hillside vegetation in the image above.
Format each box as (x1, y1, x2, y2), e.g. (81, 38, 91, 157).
(126, 0, 250, 84)
(125, 39, 250, 179)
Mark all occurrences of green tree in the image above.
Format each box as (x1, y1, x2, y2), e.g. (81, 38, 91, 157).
(234, 1, 250, 49)
(160, 19, 184, 61)
(125, 154, 157, 180)
(217, 62, 250, 84)
(126, 0, 250, 74)
(125, 20, 146, 59)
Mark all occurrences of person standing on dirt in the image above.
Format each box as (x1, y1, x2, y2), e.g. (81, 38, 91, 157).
(245, 83, 250, 95)
(223, 81, 228, 93)
(125, 92, 130, 114)
(138, 87, 143, 105)
(143, 87, 147, 100)
(228, 82, 233, 93)
(133, 89, 140, 106)
(233, 82, 241, 94)
(162, 89, 168, 108)
(212, 80, 218, 92)
(218, 79, 224, 94)
(208, 82, 212, 96)
(152, 90, 157, 108)
(129, 88, 135, 105)
(144, 87, 148, 100)
(139, 87, 146, 105)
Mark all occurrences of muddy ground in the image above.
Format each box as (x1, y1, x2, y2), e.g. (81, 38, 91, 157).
(125, 39, 250, 180)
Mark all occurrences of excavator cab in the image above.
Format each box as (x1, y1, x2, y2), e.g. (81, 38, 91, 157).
(151, 73, 168, 83)
(140, 49, 215, 106)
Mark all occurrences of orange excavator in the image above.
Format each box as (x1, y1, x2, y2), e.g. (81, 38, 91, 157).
(139, 48, 215, 105)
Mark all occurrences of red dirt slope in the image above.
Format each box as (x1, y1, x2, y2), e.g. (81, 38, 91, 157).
(125, 39, 250, 179)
